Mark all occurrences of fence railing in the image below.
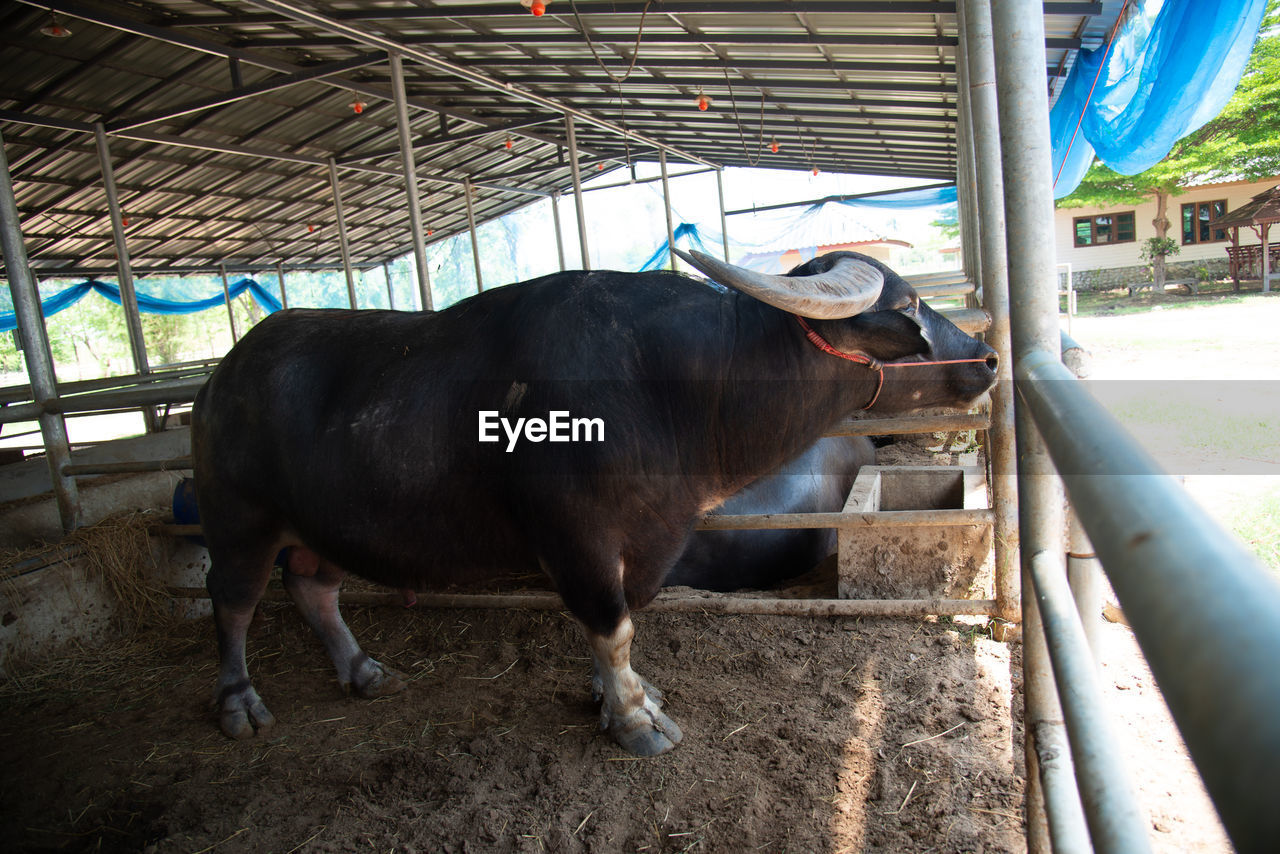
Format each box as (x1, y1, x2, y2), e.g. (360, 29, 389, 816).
(1018, 347, 1280, 850)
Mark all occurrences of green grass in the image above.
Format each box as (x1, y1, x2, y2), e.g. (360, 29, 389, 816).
(1069, 281, 1253, 318)
(1103, 397, 1280, 464)
(1229, 487, 1280, 574)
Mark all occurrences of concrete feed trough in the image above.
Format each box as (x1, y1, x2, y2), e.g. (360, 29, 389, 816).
(839, 465, 993, 600)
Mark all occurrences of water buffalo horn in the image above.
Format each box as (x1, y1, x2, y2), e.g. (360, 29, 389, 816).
(672, 248, 884, 319)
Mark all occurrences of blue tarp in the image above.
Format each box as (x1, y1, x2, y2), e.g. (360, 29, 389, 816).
(638, 185, 958, 271)
(1050, 0, 1266, 198)
(638, 222, 725, 271)
(832, 185, 957, 210)
(0, 277, 282, 333)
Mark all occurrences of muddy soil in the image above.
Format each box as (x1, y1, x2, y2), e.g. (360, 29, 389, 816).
(0, 599, 1023, 853)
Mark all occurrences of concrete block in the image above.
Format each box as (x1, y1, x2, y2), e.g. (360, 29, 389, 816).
(838, 465, 993, 599)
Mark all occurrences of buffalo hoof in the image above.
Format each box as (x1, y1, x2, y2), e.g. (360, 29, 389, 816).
(608, 699, 684, 757)
(218, 683, 276, 739)
(349, 659, 407, 699)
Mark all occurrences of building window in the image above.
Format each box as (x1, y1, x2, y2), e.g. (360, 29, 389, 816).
(1182, 200, 1228, 245)
(1073, 212, 1136, 247)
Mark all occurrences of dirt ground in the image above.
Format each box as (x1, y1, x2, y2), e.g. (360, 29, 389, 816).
(0, 599, 1024, 854)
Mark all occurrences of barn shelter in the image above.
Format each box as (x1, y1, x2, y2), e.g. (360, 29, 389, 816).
(1218, 184, 1280, 293)
(2, 2, 1280, 853)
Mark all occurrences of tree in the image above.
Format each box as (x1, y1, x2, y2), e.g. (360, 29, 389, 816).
(1056, 0, 1280, 292)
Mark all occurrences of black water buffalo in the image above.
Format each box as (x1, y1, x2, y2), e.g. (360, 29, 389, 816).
(191, 249, 996, 756)
(664, 435, 875, 591)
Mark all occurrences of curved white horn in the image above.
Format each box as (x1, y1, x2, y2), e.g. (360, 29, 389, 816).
(672, 249, 884, 319)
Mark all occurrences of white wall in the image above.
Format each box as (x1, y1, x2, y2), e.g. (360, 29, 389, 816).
(1054, 178, 1280, 272)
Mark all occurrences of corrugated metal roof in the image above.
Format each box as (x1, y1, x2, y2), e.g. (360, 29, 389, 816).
(0, 0, 1114, 280)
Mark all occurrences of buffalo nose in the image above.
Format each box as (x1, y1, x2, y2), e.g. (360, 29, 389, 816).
(985, 352, 999, 371)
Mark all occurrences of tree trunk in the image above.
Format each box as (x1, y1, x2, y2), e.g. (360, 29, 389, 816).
(1152, 190, 1170, 293)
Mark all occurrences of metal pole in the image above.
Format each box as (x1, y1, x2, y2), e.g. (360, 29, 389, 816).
(464, 177, 484, 290)
(565, 116, 591, 270)
(388, 51, 432, 310)
(989, 0, 1082, 851)
(550, 190, 566, 271)
(0, 129, 81, 532)
(1019, 351, 1280, 851)
(327, 157, 357, 309)
(219, 264, 238, 343)
(1066, 505, 1102, 657)
(716, 168, 731, 262)
(275, 261, 289, 309)
(382, 260, 395, 310)
(953, 32, 981, 288)
(1029, 551, 1153, 854)
(961, 0, 1019, 628)
(93, 122, 159, 432)
(659, 150, 677, 271)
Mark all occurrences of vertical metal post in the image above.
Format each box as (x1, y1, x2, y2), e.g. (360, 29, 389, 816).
(716, 167, 731, 262)
(327, 157, 357, 309)
(464, 177, 484, 290)
(659, 150, 677, 270)
(0, 130, 81, 532)
(382, 260, 395, 310)
(389, 51, 432, 310)
(565, 116, 591, 270)
(93, 123, 160, 432)
(275, 261, 289, 309)
(989, 0, 1084, 851)
(961, 0, 1019, 630)
(953, 37, 981, 288)
(219, 264, 238, 343)
(550, 190, 566, 271)
(1067, 506, 1102, 657)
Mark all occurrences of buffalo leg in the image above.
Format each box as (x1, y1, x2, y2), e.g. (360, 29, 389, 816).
(581, 615, 683, 756)
(281, 548, 406, 698)
(206, 540, 278, 739)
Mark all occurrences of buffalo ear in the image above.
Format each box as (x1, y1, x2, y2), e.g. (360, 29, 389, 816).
(844, 311, 930, 362)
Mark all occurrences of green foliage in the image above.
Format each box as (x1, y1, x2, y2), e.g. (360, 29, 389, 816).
(1057, 1, 1280, 208)
(930, 202, 960, 240)
(1140, 236, 1180, 263)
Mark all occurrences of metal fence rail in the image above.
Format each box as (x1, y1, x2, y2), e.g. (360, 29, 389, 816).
(1019, 349, 1280, 851)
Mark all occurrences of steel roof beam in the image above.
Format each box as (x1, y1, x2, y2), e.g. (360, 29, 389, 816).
(461, 56, 957, 75)
(242, 0, 719, 168)
(337, 114, 561, 164)
(24, 0, 610, 162)
(168, 3, 1101, 26)
(435, 91, 955, 113)
(481, 75, 958, 95)
(106, 54, 385, 133)
(239, 32, 1084, 52)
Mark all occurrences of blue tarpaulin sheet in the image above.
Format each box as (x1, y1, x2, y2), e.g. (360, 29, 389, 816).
(0, 277, 282, 333)
(638, 185, 957, 272)
(1050, 0, 1266, 198)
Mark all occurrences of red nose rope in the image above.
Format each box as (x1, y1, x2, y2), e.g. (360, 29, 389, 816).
(793, 315, 992, 410)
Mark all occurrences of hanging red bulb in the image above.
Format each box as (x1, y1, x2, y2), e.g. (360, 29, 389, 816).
(349, 91, 367, 114)
(505, 137, 513, 150)
(307, 223, 315, 233)
(427, 228, 435, 236)
(121, 216, 130, 227)
(523, 0, 548, 15)
(770, 138, 780, 154)
(597, 162, 604, 170)
(696, 89, 711, 111)
(812, 167, 819, 177)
